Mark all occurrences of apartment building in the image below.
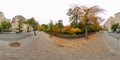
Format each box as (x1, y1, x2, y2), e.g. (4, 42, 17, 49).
(104, 12, 120, 32)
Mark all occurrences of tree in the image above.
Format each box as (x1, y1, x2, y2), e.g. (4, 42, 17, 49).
(1, 20, 11, 32)
(48, 20, 54, 38)
(27, 25, 30, 32)
(48, 20, 54, 32)
(111, 23, 119, 31)
(81, 6, 104, 39)
(70, 21, 76, 28)
(18, 20, 23, 32)
(52, 20, 64, 34)
(53, 23, 60, 33)
(41, 24, 48, 31)
(62, 26, 71, 34)
(58, 20, 64, 32)
(67, 6, 104, 39)
(67, 7, 81, 28)
(39, 25, 46, 31)
(27, 17, 39, 36)
(78, 22, 84, 32)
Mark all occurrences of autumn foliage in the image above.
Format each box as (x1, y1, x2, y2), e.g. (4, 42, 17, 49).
(62, 26, 71, 34)
(70, 28, 82, 35)
(53, 23, 61, 33)
(67, 5, 104, 39)
(39, 25, 46, 31)
(40, 5, 104, 38)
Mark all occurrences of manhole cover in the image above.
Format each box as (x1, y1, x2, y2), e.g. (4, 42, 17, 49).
(9, 42, 21, 47)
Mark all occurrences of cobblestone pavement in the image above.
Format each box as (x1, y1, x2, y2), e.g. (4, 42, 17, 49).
(0, 31, 119, 60)
(102, 31, 120, 54)
(109, 32, 120, 40)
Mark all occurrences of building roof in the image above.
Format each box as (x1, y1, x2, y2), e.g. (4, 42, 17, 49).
(12, 15, 26, 23)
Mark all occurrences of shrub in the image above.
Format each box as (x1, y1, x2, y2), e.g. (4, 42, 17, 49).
(62, 26, 71, 34)
(53, 24, 61, 33)
(39, 25, 46, 31)
(70, 28, 82, 35)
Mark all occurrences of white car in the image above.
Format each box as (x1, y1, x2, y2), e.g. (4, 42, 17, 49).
(108, 30, 112, 33)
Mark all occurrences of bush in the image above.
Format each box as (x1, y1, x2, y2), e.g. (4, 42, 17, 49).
(70, 28, 82, 35)
(53, 23, 61, 33)
(39, 25, 46, 31)
(62, 26, 71, 34)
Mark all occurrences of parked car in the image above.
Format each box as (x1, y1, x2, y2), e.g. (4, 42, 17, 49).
(108, 30, 112, 33)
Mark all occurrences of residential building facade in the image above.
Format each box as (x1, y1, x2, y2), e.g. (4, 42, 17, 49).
(0, 11, 33, 32)
(11, 15, 28, 32)
(104, 12, 120, 32)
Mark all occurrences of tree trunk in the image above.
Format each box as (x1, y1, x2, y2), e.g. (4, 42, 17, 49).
(85, 25, 89, 39)
(32, 26, 37, 36)
(33, 28, 37, 36)
(33, 29, 37, 36)
(75, 18, 78, 28)
(50, 33, 52, 38)
(76, 20, 78, 27)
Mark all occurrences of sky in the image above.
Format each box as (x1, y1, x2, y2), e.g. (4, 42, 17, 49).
(0, 0, 120, 25)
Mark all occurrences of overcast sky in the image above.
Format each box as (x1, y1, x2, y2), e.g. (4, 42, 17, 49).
(0, 0, 120, 25)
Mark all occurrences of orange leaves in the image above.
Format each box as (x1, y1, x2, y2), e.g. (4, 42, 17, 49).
(64, 26, 71, 31)
(88, 33, 96, 40)
(62, 26, 71, 34)
(49, 34, 88, 48)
